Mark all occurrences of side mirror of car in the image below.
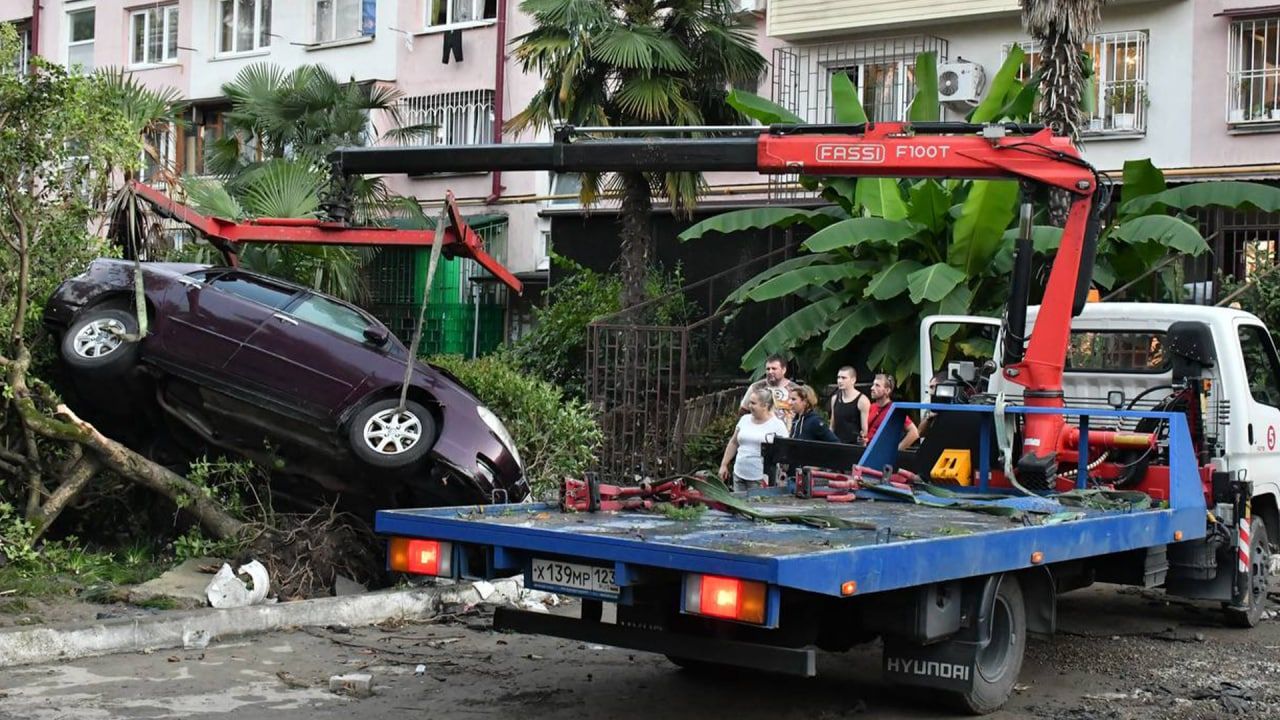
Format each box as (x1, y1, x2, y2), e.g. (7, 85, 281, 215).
(363, 327, 390, 346)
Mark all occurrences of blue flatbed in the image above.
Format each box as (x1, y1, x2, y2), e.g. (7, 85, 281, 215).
(375, 406, 1208, 598)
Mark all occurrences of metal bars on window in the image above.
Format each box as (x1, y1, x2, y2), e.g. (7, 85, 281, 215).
(1228, 16, 1280, 124)
(769, 35, 948, 201)
(399, 90, 495, 147)
(1006, 30, 1148, 135)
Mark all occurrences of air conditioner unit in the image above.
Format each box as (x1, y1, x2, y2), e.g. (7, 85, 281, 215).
(937, 62, 986, 104)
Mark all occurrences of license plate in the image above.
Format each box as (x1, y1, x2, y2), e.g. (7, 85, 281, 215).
(529, 558, 620, 599)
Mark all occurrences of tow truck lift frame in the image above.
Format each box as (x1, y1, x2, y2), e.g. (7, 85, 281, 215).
(122, 179, 524, 294)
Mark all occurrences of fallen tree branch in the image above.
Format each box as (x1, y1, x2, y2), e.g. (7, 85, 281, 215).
(29, 453, 101, 542)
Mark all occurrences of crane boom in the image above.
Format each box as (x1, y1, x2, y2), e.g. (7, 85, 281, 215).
(330, 121, 1108, 488)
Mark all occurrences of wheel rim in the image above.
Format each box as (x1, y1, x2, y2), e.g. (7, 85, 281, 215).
(977, 594, 1015, 683)
(72, 318, 126, 359)
(362, 408, 423, 455)
(1249, 535, 1271, 607)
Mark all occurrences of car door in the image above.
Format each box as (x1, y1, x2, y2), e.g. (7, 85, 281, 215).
(156, 270, 299, 379)
(1227, 321, 1280, 501)
(228, 291, 381, 420)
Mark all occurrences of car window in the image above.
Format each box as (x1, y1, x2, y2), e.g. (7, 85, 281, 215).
(289, 294, 373, 343)
(209, 273, 297, 309)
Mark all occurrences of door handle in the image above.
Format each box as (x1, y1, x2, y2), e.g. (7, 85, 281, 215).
(272, 313, 298, 326)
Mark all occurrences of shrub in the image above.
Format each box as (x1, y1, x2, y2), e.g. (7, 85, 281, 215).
(682, 410, 741, 474)
(428, 354, 603, 498)
(510, 256, 695, 399)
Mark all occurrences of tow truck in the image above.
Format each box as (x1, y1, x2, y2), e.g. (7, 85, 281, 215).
(328, 122, 1275, 713)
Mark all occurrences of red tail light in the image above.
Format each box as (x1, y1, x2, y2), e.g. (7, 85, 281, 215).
(388, 538, 453, 576)
(683, 574, 767, 624)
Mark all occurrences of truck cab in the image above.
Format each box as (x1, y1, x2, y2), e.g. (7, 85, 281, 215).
(922, 302, 1280, 555)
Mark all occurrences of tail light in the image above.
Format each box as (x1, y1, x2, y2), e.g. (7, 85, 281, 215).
(683, 574, 768, 624)
(388, 537, 453, 577)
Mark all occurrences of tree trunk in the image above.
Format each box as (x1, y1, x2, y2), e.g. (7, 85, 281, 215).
(618, 172, 654, 310)
(3, 348, 247, 542)
(29, 453, 100, 542)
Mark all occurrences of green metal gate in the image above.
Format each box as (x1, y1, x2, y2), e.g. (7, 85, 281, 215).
(364, 215, 509, 357)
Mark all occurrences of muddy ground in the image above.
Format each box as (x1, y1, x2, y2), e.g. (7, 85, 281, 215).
(2, 583, 1277, 720)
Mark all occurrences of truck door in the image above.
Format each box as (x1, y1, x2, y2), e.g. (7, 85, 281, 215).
(918, 315, 1002, 402)
(1229, 321, 1280, 502)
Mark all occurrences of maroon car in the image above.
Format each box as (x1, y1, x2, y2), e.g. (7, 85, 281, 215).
(44, 259, 528, 506)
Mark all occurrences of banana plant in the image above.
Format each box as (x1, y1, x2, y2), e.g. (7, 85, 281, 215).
(682, 48, 1280, 387)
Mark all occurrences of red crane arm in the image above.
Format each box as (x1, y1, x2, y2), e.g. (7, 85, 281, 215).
(329, 122, 1106, 483)
(125, 181, 523, 294)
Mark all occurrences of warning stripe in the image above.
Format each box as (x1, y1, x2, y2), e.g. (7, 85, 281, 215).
(1239, 523, 1251, 574)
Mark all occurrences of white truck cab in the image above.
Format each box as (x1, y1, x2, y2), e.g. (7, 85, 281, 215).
(922, 303, 1280, 549)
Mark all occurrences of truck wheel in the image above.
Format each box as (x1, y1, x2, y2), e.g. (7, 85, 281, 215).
(948, 576, 1026, 715)
(1225, 517, 1271, 628)
(61, 307, 139, 375)
(348, 398, 436, 469)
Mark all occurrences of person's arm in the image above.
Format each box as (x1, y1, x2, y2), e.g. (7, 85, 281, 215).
(817, 418, 840, 444)
(719, 426, 741, 482)
(739, 384, 754, 414)
(899, 418, 920, 450)
(858, 394, 871, 443)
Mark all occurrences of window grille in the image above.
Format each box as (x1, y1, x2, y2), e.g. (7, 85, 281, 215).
(399, 90, 495, 147)
(770, 35, 948, 201)
(1006, 30, 1148, 135)
(1228, 16, 1280, 124)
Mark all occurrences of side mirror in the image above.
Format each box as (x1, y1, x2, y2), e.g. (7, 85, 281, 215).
(363, 327, 390, 346)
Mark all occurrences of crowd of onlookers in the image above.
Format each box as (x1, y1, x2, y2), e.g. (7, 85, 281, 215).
(718, 354, 931, 491)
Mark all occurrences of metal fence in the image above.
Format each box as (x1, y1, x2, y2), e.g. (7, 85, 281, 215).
(586, 244, 795, 482)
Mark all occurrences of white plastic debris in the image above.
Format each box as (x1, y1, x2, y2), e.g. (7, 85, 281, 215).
(414, 664, 426, 676)
(205, 560, 271, 609)
(473, 580, 496, 600)
(182, 628, 211, 650)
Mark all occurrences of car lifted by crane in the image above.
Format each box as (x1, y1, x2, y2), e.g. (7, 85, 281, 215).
(325, 122, 1270, 714)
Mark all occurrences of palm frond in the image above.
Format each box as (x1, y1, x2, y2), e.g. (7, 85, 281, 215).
(238, 160, 323, 218)
(181, 176, 248, 220)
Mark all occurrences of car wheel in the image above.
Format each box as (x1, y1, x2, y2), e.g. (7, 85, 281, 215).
(348, 398, 437, 469)
(60, 307, 140, 375)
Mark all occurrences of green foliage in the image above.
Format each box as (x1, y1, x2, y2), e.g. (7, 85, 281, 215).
(0, 27, 137, 345)
(684, 49, 1277, 387)
(682, 411, 741, 474)
(427, 354, 604, 498)
(509, 257, 693, 398)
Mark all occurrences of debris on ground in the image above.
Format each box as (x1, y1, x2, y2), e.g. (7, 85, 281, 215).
(328, 672, 374, 698)
(205, 560, 271, 609)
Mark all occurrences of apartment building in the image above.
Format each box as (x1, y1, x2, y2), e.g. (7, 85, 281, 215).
(763, 0, 1280, 289)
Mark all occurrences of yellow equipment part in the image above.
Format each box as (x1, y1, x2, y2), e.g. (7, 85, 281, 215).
(931, 449, 972, 486)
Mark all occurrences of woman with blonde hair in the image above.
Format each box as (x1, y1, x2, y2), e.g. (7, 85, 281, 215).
(719, 387, 788, 491)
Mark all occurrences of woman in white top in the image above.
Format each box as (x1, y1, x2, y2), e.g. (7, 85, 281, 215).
(719, 388, 790, 492)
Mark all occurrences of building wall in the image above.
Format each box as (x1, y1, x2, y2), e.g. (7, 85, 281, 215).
(1190, 0, 1280, 168)
(769, 0, 1017, 40)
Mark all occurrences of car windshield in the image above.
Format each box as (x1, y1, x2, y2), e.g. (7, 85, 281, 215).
(290, 294, 375, 343)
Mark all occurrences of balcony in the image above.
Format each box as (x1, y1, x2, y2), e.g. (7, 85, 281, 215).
(768, 0, 1017, 40)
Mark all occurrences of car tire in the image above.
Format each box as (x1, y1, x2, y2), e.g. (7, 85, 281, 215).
(348, 398, 437, 469)
(60, 307, 140, 375)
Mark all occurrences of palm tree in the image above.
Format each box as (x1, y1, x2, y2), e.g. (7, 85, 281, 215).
(509, 0, 766, 308)
(97, 67, 187, 184)
(1020, 0, 1109, 143)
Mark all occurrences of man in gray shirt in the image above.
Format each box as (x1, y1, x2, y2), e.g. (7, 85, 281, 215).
(740, 353, 798, 424)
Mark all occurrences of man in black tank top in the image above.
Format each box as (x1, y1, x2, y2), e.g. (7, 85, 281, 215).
(830, 366, 870, 444)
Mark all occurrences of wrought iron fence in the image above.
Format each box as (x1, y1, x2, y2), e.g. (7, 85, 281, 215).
(586, 244, 795, 482)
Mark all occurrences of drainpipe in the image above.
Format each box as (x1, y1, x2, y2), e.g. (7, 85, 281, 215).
(484, 0, 507, 205)
(29, 0, 40, 63)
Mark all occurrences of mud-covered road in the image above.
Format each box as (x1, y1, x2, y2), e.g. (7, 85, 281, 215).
(2, 584, 1277, 720)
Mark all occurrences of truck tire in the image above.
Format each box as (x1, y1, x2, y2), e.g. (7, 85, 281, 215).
(1225, 517, 1271, 628)
(348, 398, 436, 469)
(948, 576, 1026, 715)
(60, 307, 140, 375)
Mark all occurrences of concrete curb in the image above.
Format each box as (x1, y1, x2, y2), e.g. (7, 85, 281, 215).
(0, 577, 523, 669)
